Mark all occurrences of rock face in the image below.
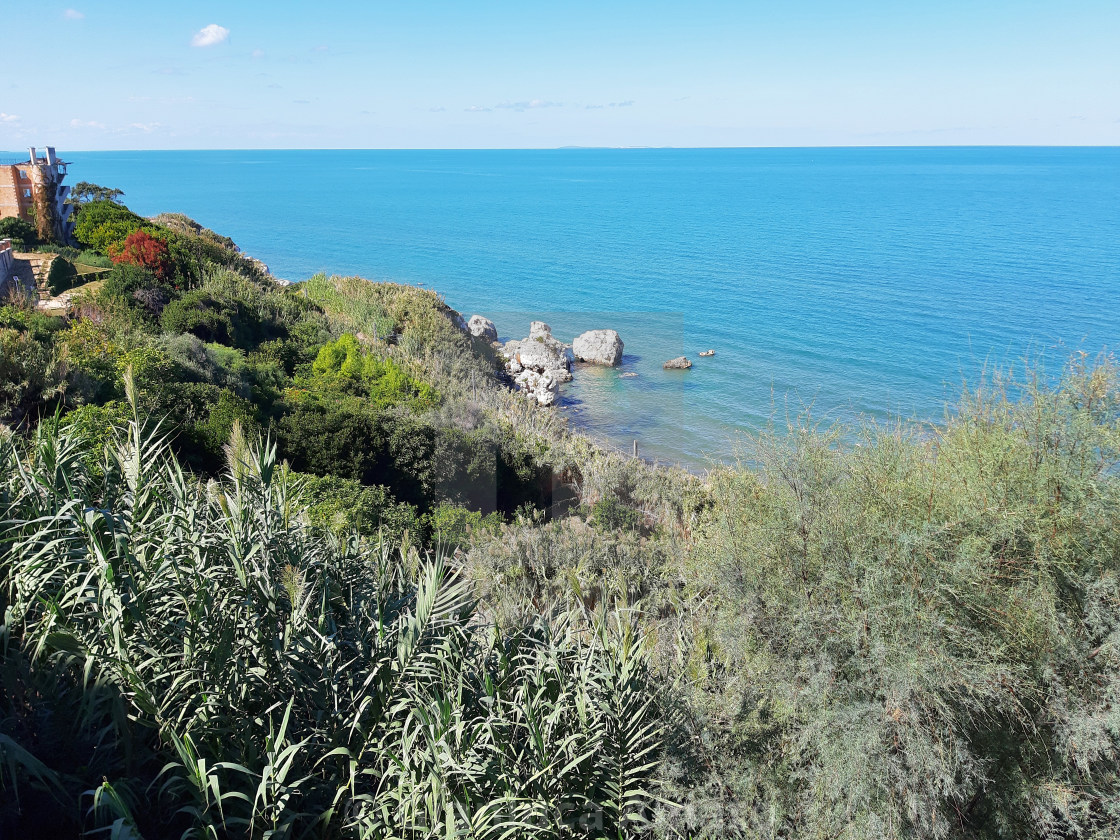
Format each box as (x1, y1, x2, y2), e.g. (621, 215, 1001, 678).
(467, 314, 498, 342)
(572, 329, 624, 366)
(663, 356, 693, 370)
(499, 322, 573, 405)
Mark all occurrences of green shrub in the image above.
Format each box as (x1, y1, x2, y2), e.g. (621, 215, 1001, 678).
(0, 216, 38, 251)
(312, 333, 439, 410)
(425, 502, 503, 550)
(590, 495, 642, 532)
(298, 471, 422, 543)
(72, 199, 146, 254)
(0, 328, 66, 425)
(664, 359, 1120, 839)
(45, 256, 78, 296)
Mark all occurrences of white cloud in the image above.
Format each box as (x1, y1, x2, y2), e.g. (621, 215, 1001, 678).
(496, 99, 562, 112)
(0, 112, 19, 123)
(127, 122, 161, 133)
(191, 24, 229, 48)
(465, 105, 492, 112)
(64, 8, 84, 20)
(70, 118, 106, 129)
(251, 49, 265, 59)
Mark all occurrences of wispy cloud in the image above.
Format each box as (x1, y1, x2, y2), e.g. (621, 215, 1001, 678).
(465, 105, 492, 113)
(0, 112, 19, 123)
(64, 8, 84, 20)
(429, 106, 447, 113)
(126, 122, 161, 133)
(191, 24, 230, 48)
(496, 99, 562, 112)
(70, 118, 106, 129)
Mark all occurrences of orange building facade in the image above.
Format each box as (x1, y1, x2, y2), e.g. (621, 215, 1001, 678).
(0, 146, 75, 243)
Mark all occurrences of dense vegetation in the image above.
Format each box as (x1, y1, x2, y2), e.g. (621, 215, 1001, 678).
(1, 195, 1118, 838)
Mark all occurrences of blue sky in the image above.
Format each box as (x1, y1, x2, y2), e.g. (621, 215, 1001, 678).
(2, 1, 1117, 149)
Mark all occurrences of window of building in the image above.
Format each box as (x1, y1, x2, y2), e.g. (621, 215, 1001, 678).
(23, 189, 31, 198)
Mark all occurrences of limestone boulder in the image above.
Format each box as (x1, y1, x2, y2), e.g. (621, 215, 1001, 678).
(516, 339, 569, 374)
(663, 356, 693, 370)
(572, 329, 624, 366)
(468, 314, 498, 342)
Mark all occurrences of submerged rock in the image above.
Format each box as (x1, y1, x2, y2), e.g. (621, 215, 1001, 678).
(663, 356, 693, 370)
(467, 314, 498, 342)
(573, 329, 624, 366)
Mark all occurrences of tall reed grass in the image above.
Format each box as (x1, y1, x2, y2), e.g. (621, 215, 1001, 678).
(0, 378, 663, 838)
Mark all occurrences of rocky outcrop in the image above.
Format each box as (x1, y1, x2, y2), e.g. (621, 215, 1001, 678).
(500, 322, 573, 405)
(572, 329, 624, 366)
(513, 368, 559, 406)
(663, 356, 692, 370)
(467, 314, 498, 342)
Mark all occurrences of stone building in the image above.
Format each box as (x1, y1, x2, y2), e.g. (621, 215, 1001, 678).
(0, 146, 75, 243)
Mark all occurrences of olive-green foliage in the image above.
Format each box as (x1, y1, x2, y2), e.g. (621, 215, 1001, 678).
(159, 269, 305, 348)
(0, 414, 663, 838)
(298, 471, 422, 544)
(426, 502, 503, 550)
(665, 358, 1120, 840)
(0, 327, 66, 427)
(0, 216, 38, 251)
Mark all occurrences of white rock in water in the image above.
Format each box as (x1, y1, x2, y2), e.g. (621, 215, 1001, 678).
(516, 338, 570, 374)
(572, 329, 624, 366)
(663, 356, 693, 370)
(468, 314, 498, 341)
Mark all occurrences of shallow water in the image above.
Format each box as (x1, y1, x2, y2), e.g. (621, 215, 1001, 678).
(56, 147, 1120, 468)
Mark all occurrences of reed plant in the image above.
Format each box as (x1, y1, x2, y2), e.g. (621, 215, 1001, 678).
(0, 377, 664, 838)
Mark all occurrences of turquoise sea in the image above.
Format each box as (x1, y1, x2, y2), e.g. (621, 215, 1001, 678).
(57, 148, 1120, 468)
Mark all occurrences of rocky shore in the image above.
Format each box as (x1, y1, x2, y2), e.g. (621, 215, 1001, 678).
(462, 315, 624, 406)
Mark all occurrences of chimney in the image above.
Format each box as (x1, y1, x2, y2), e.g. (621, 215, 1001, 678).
(28, 146, 37, 163)
(45, 147, 57, 165)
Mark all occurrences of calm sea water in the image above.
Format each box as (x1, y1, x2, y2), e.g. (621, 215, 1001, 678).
(53, 148, 1120, 467)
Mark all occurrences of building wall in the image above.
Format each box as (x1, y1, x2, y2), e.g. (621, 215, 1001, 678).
(0, 164, 33, 221)
(0, 149, 76, 242)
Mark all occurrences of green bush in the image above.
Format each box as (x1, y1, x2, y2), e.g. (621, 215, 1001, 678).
(0, 216, 38, 251)
(662, 359, 1120, 839)
(45, 256, 78, 296)
(298, 471, 422, 543)
(425, 502, 503, 550)
(0, 328, 65, 425)
(589, 495, 642, 532)
(72, 199, 146, 253)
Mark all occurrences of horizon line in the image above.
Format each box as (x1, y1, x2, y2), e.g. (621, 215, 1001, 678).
(7, 143, 1119, 154)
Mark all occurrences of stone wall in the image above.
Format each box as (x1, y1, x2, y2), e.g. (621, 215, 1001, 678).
(0, 239, 14, 298)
